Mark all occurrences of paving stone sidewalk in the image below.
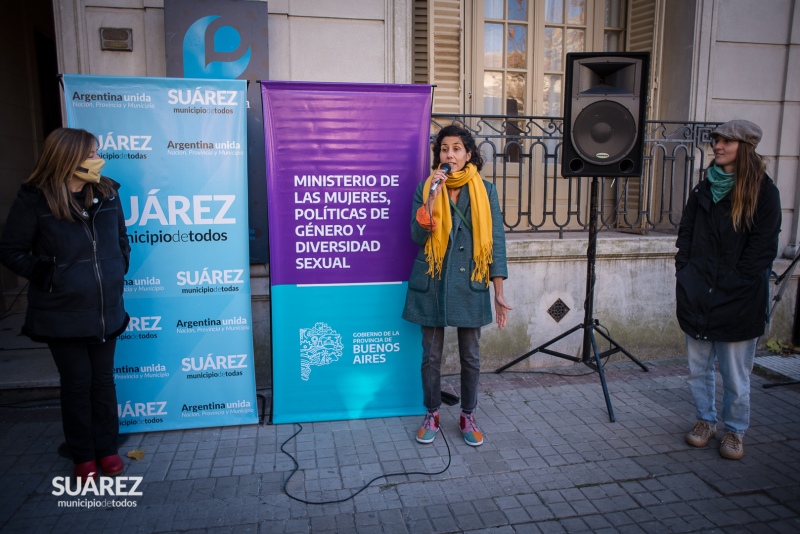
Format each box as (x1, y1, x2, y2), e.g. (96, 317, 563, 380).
(0, 358, 798, 533)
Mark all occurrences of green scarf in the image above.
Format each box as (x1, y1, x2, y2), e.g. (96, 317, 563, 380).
(706, 164, 734, 203)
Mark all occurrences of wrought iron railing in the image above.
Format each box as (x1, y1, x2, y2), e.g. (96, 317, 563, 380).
(431, 115, 721, 237)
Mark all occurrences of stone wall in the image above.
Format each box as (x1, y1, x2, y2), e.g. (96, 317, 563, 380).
(249, 234, 798, 387)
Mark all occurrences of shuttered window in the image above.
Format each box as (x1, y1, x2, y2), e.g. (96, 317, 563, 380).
(622, 0, 661, 229)
(412, 0, 429, 85)
(604, 0, 626, 51)
(419, 0, 463, 114)
(628, 0, 661, 120)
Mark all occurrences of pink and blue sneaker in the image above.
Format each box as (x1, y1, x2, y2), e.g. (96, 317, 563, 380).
(460, 411, 484, 446)
(416, 411, 439, 443)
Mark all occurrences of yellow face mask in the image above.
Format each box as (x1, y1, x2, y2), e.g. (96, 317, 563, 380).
(73, 157, 105, 184)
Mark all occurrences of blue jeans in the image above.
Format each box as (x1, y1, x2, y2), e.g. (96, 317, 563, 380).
(685, 335, 757, 437)
(421, 326, 481, 412)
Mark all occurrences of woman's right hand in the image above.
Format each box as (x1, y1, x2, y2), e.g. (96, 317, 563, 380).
(427, 168, 448, 208)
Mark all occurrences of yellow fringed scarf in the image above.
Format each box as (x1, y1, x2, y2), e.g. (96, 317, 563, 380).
(422, 162, 493, 286)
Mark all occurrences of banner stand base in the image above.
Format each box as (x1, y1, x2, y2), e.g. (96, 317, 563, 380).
(441, 391, 459, 406)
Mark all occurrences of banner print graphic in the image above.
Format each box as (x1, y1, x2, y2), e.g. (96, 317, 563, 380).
(63, 74, 258, 433)
(262, 81, 432, 423)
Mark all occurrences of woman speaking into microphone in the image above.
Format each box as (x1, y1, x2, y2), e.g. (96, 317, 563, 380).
(402, 125, 512, 447)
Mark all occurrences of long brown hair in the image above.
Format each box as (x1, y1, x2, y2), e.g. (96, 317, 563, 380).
(26, 128, 117, 221)
(729, 142, 766, 232)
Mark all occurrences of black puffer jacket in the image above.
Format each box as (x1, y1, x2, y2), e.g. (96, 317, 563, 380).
(0, 180, 130, 344)
(675, 175, 781, 342)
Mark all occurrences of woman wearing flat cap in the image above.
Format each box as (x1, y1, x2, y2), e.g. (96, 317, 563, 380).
(675, 119, 781, 460)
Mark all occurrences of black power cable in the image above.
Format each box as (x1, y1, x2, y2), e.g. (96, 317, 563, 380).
(280, 421, 452, 505)
(0, 399, 61, 409)
(277, 168, 475, 505)
(493, 368, 596, 377)
(0, 282, 28, 323)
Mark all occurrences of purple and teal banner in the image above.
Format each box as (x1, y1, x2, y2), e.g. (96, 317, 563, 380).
(262, 81, 431, 423)
(63, 74, 258, 433)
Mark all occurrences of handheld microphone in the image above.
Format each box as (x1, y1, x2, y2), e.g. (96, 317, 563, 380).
(430, 163, 451, 193)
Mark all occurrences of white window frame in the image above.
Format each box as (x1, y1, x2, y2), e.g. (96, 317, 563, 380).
(470, 0, 625, 117)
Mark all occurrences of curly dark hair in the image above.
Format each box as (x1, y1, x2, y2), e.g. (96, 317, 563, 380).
(431, 125, 484, 172)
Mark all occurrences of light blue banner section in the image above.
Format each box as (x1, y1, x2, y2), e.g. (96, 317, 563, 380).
(63, 74, 258, 432)
(272, 283, 424, 424)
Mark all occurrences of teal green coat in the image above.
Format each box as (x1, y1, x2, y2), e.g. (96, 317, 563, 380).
(402, 180, 508, 328)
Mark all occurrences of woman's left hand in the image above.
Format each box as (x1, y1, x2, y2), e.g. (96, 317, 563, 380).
(494, 294, 513, 330)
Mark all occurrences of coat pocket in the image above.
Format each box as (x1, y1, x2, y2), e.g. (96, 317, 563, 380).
(714, 269, 761, 320)
(468, 260, 490, 293)
(408, 258, 431, 292)
(30, 256, 55, 291)
(675, 263, 703, 306)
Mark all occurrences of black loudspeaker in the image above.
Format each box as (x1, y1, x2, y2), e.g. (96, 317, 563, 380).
(561, 52, 650, 177)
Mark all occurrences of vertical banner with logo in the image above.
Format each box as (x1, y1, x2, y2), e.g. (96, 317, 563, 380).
(63, 74, 258, 432)
(165, 0, 270, 263)
(262, 81, 432, 424)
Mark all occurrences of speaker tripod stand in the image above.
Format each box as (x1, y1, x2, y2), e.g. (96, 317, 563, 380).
(496, 176, 648, 422)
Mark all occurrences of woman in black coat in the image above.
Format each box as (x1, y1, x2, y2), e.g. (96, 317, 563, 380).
(0, 128, 130, 481)
(676, 119, 781, 460)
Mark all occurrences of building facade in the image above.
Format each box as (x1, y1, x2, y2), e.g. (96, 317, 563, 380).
(2, 0, 799, 385)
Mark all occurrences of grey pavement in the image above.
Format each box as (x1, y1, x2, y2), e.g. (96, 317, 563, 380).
(0, 309, 799, 533)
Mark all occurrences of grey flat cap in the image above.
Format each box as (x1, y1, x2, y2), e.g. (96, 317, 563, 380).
(711, 119, 762, 147)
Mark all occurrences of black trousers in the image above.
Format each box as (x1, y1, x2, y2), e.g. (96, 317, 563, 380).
(48, 339, 119, 464)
